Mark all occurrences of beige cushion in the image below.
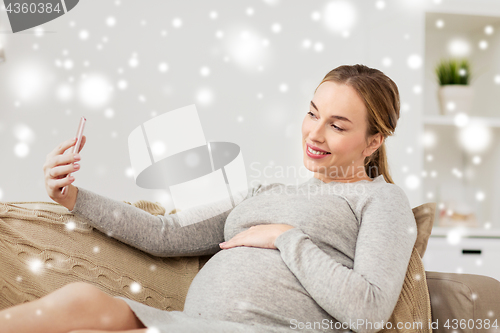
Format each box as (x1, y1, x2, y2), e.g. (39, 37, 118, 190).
(380, 246, 432, 333)
(375, 203, 436, 332)
(412, 202, 436, 258)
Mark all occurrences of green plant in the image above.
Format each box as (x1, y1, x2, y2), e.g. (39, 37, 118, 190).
(434, 58, 472, 86)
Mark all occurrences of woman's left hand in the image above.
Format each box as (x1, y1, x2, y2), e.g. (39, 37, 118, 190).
(219, 224, 295, 250)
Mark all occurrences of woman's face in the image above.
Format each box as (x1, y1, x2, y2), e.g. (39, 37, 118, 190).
(301, 81, 381, 183)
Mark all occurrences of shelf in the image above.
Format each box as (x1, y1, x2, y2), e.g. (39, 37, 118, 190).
(423, 115, 500, 128)
(430, 226, 500, 238)
(422, 10, 500, 234)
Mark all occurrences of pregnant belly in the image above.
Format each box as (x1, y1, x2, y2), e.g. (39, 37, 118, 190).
(183, 246, 330, 326)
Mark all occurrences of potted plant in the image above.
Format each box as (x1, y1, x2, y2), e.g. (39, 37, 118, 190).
(435, 58, 474, 115)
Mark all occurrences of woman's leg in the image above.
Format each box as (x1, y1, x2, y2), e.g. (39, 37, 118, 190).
(0, 281, 147, 333)
(68, 328, 148, 333)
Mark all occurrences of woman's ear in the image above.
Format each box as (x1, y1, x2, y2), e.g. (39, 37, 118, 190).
(364, 133, 384, 157)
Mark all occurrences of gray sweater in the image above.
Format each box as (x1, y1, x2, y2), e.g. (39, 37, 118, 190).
(69, 175, 417, 333)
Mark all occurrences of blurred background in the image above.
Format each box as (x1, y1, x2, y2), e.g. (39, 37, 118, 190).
(1, 0, 500, 278)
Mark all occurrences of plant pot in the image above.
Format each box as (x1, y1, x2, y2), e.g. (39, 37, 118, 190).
(437, 85, 474, 115)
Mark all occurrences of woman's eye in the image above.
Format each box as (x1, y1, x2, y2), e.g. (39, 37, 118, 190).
(332, 124, 344, 131)
(308, 111, 344, 131)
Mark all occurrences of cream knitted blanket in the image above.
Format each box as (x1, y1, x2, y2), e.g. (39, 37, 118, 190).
(0, 200, 432, 332)
(0, 200, 198, 312)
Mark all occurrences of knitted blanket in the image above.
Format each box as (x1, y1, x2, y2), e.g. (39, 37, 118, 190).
(0, 200, 198, 312)
(0, 200, 432, 332)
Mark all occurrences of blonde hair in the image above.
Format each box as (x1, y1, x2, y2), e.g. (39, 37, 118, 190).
(314, 64, 400, 184)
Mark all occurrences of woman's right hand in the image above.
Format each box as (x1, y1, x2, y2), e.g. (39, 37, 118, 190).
(43, 136, 86, 210)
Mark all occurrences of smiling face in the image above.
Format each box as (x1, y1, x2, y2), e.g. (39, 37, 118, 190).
(302, 80, 382, 183)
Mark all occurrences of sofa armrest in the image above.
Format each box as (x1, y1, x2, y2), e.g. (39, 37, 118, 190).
(426, 271, 500, 333)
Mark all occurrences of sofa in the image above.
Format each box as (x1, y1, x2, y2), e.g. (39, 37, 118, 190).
(1, 199, 499, 333)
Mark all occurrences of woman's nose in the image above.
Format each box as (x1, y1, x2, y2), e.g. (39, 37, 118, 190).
(308, 122, 324, 142)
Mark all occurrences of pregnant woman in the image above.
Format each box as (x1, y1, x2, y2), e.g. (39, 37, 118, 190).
(1, 64, 417, 333)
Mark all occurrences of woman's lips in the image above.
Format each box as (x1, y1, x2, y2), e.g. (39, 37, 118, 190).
(306, 143, 329, 153)
(305, 144, 331, 159)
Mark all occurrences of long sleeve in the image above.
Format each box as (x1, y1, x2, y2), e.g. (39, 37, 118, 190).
(273, 184, 418, 333)
(69, 185, 260, 257)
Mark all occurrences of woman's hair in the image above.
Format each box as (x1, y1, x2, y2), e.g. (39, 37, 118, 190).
(314, 64, 400, 184)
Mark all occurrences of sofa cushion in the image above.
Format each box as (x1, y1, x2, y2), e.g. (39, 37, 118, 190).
(412, 202, 436, 258)
(426, 271, 500, 333)
(379, 246, 433, 333)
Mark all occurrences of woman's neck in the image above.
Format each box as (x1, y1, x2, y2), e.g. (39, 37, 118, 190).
(315, 174, 373, 184)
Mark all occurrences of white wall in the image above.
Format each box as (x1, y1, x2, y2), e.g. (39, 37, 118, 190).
(1, 0, 499, 212)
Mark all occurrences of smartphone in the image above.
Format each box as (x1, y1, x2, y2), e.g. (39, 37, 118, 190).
(61, 116, 86, 195)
